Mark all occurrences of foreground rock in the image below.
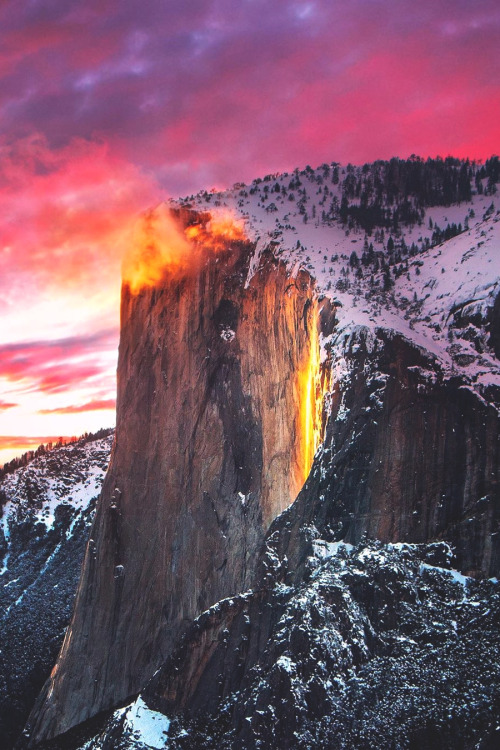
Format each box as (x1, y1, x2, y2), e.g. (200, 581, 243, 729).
(38, 540, 500, 750)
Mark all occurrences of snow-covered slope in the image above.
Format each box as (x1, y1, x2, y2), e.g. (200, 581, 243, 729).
(173, 157, 500, 400)
(0, 431, 113, 747)
(1, 432, 112, 536)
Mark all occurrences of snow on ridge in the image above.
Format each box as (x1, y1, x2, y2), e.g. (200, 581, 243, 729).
(420, 562, 471, 590)
(0, 432, 113, 533)
(120, 696, 171, 749)
(172, 160, 500, 393)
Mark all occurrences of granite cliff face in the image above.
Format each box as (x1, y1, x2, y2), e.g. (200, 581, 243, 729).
(26, 209, 327, 742)
(62, 327, 500, 750)
(277, 328, 500, 580)
(18, 157, 500, 749)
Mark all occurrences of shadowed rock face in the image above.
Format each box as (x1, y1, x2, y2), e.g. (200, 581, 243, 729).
(139, 541, 499, 750)
(277, 329, 500, 580)
(488, 291, 500, 358)
(26, 211, 324, 743)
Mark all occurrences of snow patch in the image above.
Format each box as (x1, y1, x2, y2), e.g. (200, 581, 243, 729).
(420, 562, 471, 590)
(220, 327, 235, 341)
(122, 696, 171, 748)
(312, 540, 354, 559)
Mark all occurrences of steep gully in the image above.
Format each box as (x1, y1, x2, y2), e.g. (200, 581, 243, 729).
(24, 208, 499, 746)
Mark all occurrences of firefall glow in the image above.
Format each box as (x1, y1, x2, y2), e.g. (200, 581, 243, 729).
(185, 210, 246, 247)
(122, 206, 193, 294)
(123, 207, 246, 294)
(207, 213, 246, 243)
(300, 307, 324, 482)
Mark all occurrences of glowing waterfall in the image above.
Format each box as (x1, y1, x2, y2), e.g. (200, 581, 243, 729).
(300, 305, 324, 482)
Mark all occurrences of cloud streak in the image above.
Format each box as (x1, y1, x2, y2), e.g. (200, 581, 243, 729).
(0, 401, 17, 412)
(38, 398, 116, 415)
(0, 435, 71, 452)
(0, 329, 118, 394)
(0, 134, 161, 302)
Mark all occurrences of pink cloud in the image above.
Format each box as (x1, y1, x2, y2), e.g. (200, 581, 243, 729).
(0, 401, 17, 411)
(38, 398, 116, 415)
(0, 435, 72, 452)
(0, 0, 498, 195)
(0, 330, 118, 394)
(0, 135, 162, 301)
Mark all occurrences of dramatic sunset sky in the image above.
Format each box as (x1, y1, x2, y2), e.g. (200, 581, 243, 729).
(1, 0, 499, 465)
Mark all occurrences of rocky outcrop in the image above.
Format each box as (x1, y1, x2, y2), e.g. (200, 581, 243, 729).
(488, 290, 500, 359)
(64, 541, 500, 750)
(146, 542, 500, 750)
(26, 209, 326, 743)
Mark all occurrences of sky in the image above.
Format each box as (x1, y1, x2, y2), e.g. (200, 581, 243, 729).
(1, 0, 499, 465)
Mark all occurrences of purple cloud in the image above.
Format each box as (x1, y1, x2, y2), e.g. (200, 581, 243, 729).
(0, 0, 497, 194)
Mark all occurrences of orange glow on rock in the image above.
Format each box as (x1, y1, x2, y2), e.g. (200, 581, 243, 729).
(122, 206, 246, 294)
(122, 205, 193, 294)
(207, 212, 246, 243)
(299, 302, 325, 482)
(184, 210, 246, 248)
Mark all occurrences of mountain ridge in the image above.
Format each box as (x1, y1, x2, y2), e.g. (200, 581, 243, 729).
(3, 155, 499, 748)
(0, 431, 113, 747)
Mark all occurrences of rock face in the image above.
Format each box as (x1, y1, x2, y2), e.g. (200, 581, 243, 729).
(63, 540, 500, 750)
(49, 326, 500, 750)
(26, 209, 326, 743)
(277, 328, 500, 580)
(138, 540, 500, 750)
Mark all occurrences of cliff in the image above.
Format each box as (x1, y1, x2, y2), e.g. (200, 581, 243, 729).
(277, 327, 500, 579)
(26, 208, 327, 742)
(70, 329, 500, 749)
(18, 157, 500, 749)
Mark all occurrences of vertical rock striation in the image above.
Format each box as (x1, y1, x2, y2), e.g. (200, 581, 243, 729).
(26, 209, 325, 742)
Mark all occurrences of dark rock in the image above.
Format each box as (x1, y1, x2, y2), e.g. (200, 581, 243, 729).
(487, 290, 500, 358)
(66, 542, 500, 750)
(274, 328, 500, 580)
